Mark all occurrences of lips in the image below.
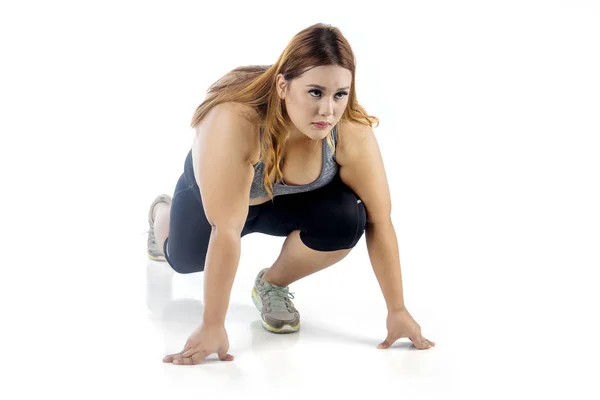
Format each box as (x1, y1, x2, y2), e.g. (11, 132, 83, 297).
(313, 122, 331, 127)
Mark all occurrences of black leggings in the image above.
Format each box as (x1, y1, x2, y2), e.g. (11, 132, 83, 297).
(163, 151, 368, 274)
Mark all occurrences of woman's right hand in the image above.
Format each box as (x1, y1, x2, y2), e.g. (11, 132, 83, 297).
(162, 323, 234, 365)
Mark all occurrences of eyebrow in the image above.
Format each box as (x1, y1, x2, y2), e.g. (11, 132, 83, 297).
(306, 84, 350, 91)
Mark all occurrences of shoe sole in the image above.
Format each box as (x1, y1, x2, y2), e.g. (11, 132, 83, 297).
(148, 252, 166, 262)
(251, 288, 300, 333)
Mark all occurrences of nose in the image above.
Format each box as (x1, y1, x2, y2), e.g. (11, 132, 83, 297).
(319, 98, 334, 118)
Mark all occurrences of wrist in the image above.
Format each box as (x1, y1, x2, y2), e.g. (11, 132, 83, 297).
(387, 304, 407, 313)
(202, 315, 226, 327)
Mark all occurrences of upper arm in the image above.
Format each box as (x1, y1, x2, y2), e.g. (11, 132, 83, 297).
(192, 103, 255, 233)
(337, 121, 392, 225)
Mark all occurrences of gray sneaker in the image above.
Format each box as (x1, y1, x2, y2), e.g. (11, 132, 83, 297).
(252, 268, 300, 333)
(147, 194, 172, 262)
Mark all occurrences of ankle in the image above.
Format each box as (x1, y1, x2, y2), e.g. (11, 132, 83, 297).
(262, 270, 288, 288)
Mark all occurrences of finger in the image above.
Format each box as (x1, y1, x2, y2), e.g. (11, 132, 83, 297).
(163, 351, 184, 363)
(377, 334, 396, 349)
(409, 335, 424, 348)
(172, 351, 208, 365)
(218, 351, 234, 361)
(182, 348, 199, 358)
(218, 346, 233, 361)
(173, 357, 195, 365)
(171, 352, 192, 365)
(173, 352, 203, 365)
(410, 335, 430, 349)
(165, 341, 197, 362)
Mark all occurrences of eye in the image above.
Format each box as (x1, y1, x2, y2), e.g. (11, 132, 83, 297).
(309, 89, 348, 99)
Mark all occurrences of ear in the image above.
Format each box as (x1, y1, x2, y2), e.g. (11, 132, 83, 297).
(276, 73, 288, 99)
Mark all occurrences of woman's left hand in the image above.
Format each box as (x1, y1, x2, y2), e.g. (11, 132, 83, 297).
(377, 308, 435, 350)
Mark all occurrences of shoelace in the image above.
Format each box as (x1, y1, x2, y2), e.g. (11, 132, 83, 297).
(262, 285, 295, 310)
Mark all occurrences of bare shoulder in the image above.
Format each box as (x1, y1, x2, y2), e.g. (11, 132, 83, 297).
(205, 102, 259, 132)
(335, 119, 370, 166)
(196, 102, 260, 163)
(223, 101, 262, 147)
(227, 102, 262, 163)
(218, 102, 260, 125)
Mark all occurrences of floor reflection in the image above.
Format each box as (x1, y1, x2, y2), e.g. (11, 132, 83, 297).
(145, 261, 301, 357)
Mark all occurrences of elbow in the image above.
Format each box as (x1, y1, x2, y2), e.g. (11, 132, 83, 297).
(366, 214, 393, 227)
(210, 223, 245, 237)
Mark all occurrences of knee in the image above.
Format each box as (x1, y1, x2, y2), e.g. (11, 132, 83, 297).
(170, 262, 205, 275)
(169, 257, 206, 275)
(334, 195, 367, 248)
(164, 239, 206, 274)
(301, 192, 367, 251)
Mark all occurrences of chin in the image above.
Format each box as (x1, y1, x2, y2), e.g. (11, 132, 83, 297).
(307, 131, 328, 141)
(318, 129, 331, 139)
(310, 124, 331, 134)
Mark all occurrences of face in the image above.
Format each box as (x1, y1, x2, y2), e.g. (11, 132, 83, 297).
(276, 65, 352, 143)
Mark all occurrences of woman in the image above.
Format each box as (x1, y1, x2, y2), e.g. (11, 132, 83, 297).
(148, 23, 435, 365)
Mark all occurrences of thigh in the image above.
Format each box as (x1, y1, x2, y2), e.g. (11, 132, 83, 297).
(245, 194, 302, 237)
(247, 173, 367, 250)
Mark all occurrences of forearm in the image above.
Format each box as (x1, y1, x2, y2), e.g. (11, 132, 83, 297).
(202, 227, 241, 325)
(365, 219, 406, 311)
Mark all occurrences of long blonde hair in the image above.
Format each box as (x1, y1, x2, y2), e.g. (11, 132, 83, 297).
(190, 23, 379, 200)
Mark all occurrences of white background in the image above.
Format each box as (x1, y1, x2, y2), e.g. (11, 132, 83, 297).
(1, 0, 599, 399)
